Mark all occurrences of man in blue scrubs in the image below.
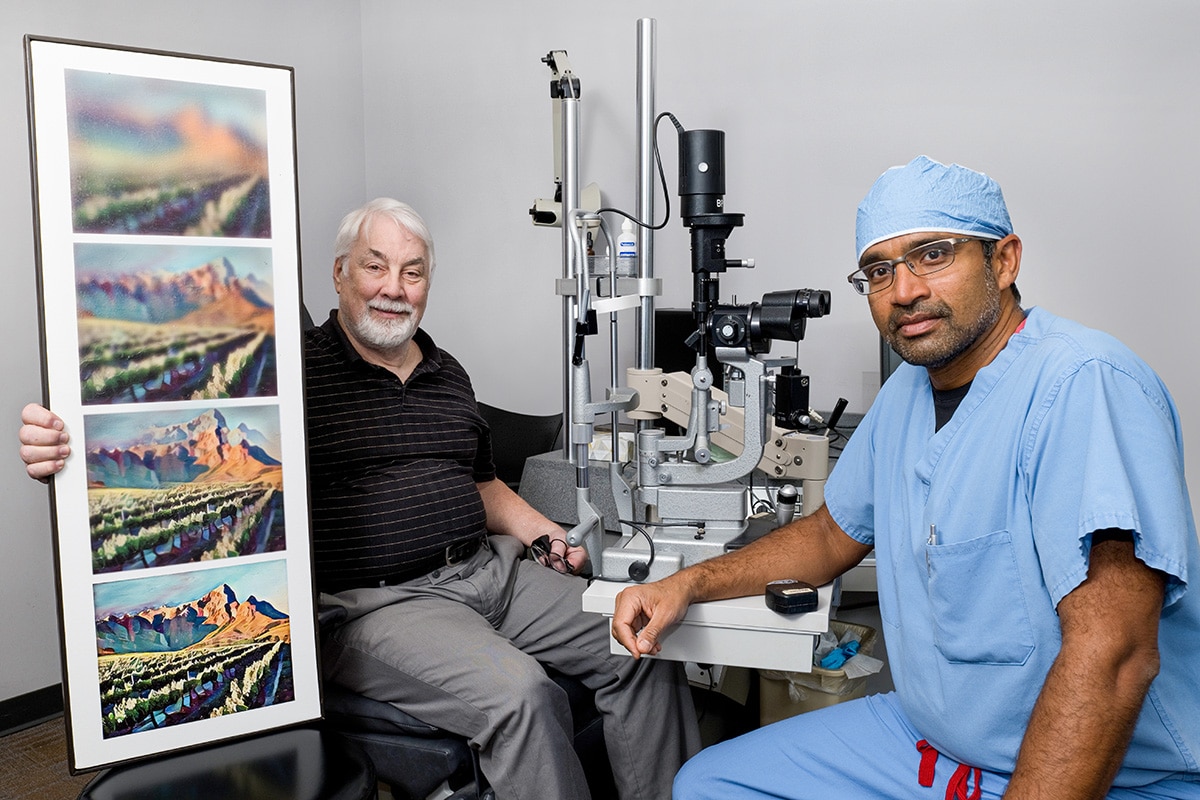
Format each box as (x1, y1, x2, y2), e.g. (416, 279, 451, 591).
(613, 156, 1200, 799)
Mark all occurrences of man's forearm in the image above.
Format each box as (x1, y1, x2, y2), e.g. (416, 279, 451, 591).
(1003, 641, 1156, 799)
(1004, 537, 1164, 799)
(476, 478, 561, 547)
(668, 504, 869, 605)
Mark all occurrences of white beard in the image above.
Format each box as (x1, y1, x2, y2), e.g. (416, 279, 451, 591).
(343, 301, 419, 350)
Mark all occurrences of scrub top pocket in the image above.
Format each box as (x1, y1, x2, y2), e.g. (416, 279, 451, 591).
(927, 529, 1036, 665)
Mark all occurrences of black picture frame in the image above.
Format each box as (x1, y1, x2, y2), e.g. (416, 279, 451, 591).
(25, 35, 320, 773)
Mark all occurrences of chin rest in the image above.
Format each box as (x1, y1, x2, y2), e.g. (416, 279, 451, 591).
(318, 607, 611, 800)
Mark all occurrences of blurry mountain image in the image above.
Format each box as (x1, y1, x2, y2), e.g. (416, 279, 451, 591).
(66, 70, 272, 238)
(75, 245, 278, 405)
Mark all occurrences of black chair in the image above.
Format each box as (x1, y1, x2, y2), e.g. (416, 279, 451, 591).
(79, 726, 378, 800)
(320, 608, 610, 800)
(477, 402, 563, 491)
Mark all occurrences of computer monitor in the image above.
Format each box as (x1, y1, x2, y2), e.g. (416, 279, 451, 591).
(880, 337, 904, 385)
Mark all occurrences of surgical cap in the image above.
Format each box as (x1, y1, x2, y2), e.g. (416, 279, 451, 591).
(855, 155, 1012, 261)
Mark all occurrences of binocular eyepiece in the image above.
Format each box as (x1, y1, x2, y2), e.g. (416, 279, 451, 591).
(709, 289, 831, 353)
(676, 124, 832, 355)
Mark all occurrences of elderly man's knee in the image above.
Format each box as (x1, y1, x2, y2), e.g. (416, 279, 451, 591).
(493, 662, 570, 721)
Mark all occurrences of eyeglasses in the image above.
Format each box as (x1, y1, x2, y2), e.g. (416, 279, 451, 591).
(847, 237, 979, 296)
(530, 535, 572, 574)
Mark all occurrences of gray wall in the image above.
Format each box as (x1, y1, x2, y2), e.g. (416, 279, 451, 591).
(1, 2, 366, 701)
(6, 0, 1199, 702)
(360, 0, 1199, 507)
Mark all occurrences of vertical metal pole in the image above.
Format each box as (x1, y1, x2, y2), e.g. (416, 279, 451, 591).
(635, 20, 660, 525)
(609, 263, 620, 463)
(635, 19, 656, 377)
(561, 92, 581, 460)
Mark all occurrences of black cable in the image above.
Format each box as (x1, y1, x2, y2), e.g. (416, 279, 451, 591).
(596, 111, 679, 232)
(826, 423, 848, 465)
(749, 470, 775, 515)
(618, 519, 656, 570)
(590, 519, 659, 584)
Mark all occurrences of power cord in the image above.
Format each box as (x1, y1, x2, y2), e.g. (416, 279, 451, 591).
(616, 519, 655, 582)
(596, 111, 680, 233)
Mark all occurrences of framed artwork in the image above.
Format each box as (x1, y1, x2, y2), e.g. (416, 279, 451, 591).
(24, 36, 321, 772)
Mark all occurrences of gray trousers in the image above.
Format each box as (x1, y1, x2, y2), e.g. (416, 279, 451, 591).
(320, 535, 700, 799)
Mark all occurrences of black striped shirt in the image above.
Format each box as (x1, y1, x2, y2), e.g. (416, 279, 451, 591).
(304, 311, 495, 593)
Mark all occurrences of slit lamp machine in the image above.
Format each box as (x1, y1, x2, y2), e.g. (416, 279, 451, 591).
(529, 23, 841, 588)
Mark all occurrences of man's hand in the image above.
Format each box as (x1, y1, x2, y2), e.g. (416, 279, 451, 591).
(475, 478, 591, 574)
(531, 535, 588, 575)
(19, 403, 70, 481)
(611, 507, 866, 660)
(558, 538, 589, 575)
(611, 576, 693, 659)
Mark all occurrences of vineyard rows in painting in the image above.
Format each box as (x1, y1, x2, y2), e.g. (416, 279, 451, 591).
(79, 320, 275, 404)
(73, 174, 271, 238)
(90, 482, 284, 573)
(98, 640, 292, 738)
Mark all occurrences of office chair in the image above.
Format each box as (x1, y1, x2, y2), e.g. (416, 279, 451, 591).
(476, 402, 563, 491)
(320, 607, 610, 800)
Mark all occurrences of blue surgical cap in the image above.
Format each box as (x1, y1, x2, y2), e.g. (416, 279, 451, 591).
(855, 156, 1012, 261)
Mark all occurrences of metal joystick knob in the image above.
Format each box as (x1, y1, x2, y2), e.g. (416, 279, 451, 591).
(775, 483, 798, 527)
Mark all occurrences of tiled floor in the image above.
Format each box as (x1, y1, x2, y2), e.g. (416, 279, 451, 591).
(0, 718, 97, 800)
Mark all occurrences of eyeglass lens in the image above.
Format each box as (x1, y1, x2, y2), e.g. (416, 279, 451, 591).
(849, 238, 966, 295)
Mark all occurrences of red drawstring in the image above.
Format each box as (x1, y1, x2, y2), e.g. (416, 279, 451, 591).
(917, 740, 939, 787)
(948, 764, 982, 800)
(915, 740, 982, 800)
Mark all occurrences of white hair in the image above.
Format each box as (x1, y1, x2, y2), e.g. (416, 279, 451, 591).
(333, 197, 436, 279)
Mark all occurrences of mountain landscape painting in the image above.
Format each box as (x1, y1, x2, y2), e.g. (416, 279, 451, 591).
(93, 561, 293, 739)
(84, 405, 285, 574)
(65, 69, 271, 238)
(29, 39, 318, 768)
(75, 242, 276, 404)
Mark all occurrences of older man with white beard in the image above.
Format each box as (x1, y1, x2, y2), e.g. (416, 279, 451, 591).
(20, 197, 700, 799)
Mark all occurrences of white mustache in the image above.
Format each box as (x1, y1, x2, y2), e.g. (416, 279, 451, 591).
(369, 300, 415, 314)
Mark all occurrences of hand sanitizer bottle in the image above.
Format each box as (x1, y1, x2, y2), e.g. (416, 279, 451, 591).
(616, 219, 638, 277)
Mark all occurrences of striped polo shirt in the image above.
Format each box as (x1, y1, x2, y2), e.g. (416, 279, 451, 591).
(304, 311, 496, 593)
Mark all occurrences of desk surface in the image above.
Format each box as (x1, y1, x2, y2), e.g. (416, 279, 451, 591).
(582, 579, 832, 673)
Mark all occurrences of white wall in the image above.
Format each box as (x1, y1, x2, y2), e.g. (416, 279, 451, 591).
(360, 0, 1199, 504)
(6, 0, 1198, 705)
(1, 1, 367, 702)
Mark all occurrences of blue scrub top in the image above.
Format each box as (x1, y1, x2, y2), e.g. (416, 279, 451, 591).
(825, 307, 1200, 784)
